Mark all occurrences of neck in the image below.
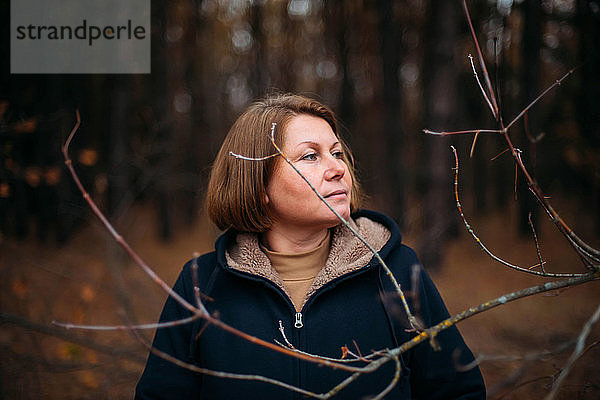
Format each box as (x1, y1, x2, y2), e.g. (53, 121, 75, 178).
(262, 224, 330, 254)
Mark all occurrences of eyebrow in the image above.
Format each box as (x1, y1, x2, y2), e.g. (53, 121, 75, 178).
(295, 140, 340, 148)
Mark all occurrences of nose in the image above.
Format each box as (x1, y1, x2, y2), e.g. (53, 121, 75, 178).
(324, 154, 346, 181)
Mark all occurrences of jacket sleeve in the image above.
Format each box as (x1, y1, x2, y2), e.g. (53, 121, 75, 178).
(135, 262, 203, 399)
(391, 246, 486, 400)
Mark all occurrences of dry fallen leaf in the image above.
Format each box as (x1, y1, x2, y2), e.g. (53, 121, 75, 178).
(11, 278, 28, 299)
(80, 285, 96, 302)
(79, 370, 100, 389)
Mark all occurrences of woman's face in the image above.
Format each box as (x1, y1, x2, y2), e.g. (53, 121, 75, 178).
(266, 114, 353, 230)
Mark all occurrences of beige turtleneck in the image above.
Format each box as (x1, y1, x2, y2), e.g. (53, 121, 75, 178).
(262, 232, 330, 312)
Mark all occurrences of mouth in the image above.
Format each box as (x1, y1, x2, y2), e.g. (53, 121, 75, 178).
(324, 189, 347, 199)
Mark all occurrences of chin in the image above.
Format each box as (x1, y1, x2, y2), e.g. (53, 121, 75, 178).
(328, 206, 351, 223)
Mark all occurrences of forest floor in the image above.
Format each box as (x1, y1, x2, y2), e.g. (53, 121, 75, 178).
(1, 197, 599, 399)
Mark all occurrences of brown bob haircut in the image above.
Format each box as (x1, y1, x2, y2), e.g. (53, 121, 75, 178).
(205, 93, 363, 232)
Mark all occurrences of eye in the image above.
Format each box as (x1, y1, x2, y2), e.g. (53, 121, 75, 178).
(332, 150, 344, 159)
(301, 152, 317, 161)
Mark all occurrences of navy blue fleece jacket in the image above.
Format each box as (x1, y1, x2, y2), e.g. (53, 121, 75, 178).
(135, 210, 485, 399)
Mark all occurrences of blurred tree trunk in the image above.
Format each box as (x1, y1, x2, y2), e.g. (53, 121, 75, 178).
(419, 0, 459, 269)
(325, 0, 354, 130)
(376, 0, 404, 227)
(518, 0, 542, 235)
(106, 77, 130, 219)
(159, 0, 197, 239)
(190, 0, 211, 213)
(152, 0, 169, 239)
(576, 0, 600, 234)
(250, 2, 267, 97)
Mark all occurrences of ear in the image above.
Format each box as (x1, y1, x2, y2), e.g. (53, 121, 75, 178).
(264, 193, 270, 204)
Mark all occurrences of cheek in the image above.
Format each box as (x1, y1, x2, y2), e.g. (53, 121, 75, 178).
(343, 169, 353, 193)
(268, 171, 312, 204)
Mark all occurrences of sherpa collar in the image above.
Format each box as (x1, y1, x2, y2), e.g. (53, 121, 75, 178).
(225, 216, 391, 309)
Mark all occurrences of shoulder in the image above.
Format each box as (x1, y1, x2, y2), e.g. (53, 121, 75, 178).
(350, 209, 419, 270)
(350, 209, 402, 246)
(174, 251, 220, 296)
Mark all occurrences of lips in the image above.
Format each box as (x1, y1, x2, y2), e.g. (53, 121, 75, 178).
(324, 189, 347, 199)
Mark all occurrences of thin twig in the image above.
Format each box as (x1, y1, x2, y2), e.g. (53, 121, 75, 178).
(52, 315, 203, 331)
(528, 212, 546, 273)
(0, 312, 145, 363)
(275, 322, 383, 364)
(409, 264, 423, 327)
(228, 151, 278, 161)
(191, 253, 208, 313)
(278, 320, 296, 349)
(512, 151, 600, 265)
(469, 54, 495, 118)
(368, 355, 401, 400)
(61, 110, 203, 317)
(422, 128, 502, 136)
(493, 35, 504, 127)
(505, 68, 577, 131)
(462, 0, 499, 120)
(490, 147, 510, 161)
(450, 146, 583, 278)
(352, 340, 363, 360)
(545, 303, 600, 400)
(469, 131, 480, 158)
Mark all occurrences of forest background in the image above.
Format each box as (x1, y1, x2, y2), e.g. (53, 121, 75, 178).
(1, 0, 599, 398)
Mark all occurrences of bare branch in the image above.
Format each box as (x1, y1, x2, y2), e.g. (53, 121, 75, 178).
(275, 321, 385, 364)
(278, 320, 296, 349)
(368, 355, 401, 400)
(422, 128, 502, 136)
(528, 212, 546, 273)
(0, 312, 145, 363)
(512, 151, 600, 266)
(469, 131, 479, 158)
(490, 147, 511, 161)
(229, 151, 278, 161)
(461, 0, 499, 120)
(61, 110, 203, 317)
(409, 264, 423, 327)
(52, 314, 203, 331)
(390, 273, 598, 359)
(191, 253, 209, 314)
(450, 146, 584, 278)
(468, 54, 495, 118)
(505, 68, 577, 131)
(129, 326, 325, 399)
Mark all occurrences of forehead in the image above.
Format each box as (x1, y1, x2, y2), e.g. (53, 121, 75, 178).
(283, 114, 338, 147)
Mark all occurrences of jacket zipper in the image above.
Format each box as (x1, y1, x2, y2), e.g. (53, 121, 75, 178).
(294, 312, 303, 328)
(294, 311, 303, 400)
(225, 263, 376, 399)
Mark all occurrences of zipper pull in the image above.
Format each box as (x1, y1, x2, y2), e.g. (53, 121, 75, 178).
(294, 312, 303, 329)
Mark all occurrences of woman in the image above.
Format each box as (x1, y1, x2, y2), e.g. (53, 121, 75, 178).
(135, 94, 485, 399)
